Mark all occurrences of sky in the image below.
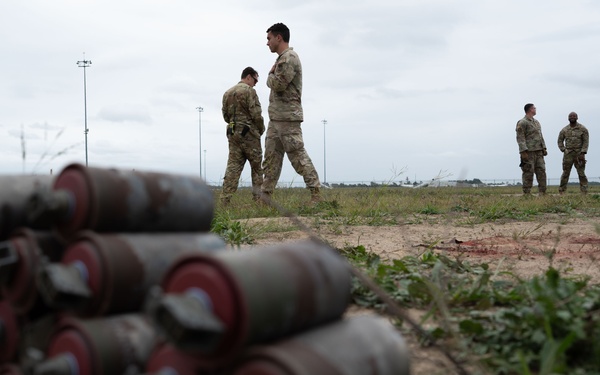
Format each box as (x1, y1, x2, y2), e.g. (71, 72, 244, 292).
(2, 0, 600, 186)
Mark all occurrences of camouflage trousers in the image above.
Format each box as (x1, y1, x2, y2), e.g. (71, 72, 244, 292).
(221, 131, 263, 201)
(559, 151, 587, 193)
(261, 121, 321, 194)
(520, 150, 547, 194)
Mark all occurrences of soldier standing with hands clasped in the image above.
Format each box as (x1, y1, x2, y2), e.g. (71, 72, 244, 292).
(516, 103, 548, 195)
(557, 112, 589, 194)
(220, 67, 265, 205)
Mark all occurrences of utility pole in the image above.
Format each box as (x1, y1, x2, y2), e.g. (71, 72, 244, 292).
(322, 119, 327, 184)
(203, 149, 207, 182)
(196, 107, 203, 178)
(77, 54, 92, 166)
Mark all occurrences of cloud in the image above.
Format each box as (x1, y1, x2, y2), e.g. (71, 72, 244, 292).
(97, 104, 152, 124)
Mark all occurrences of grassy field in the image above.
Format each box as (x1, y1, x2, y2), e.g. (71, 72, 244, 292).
(211, 186, 600, 375)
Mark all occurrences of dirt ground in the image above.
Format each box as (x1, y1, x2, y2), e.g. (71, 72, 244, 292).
(248, 214, 600, 374)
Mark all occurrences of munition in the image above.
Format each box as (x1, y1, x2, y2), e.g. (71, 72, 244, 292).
(233, 314, 411, 375)
(0, 229, 65, 315)
(0, 175, 53, 240)
(37, 232, 226, 317)
(28, 163, 215, 239)
(152, 240, 352, 367)
(33, 314, 156, 375)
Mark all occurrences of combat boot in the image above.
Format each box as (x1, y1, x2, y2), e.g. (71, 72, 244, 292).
(259, 191, 272, 206)
(309, 187, 323, 205)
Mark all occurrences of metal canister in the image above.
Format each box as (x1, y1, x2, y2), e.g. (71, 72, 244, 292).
(37, 231, 226, 317)
(33, 314, 156, 375)
(145, 343, 223, 375)
(232, 314, 411, 375)
(0, 364, 24, 375)
(0, 300, 20, 363)
(0, 229, 65, 315)
(0, 175, 53, 240)
(153, 240, 351, 368)
(27, 163, 214, 239)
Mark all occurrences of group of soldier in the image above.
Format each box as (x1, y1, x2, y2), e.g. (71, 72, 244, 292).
(516, 103, 590, 195)
(220, 22, 322, 206)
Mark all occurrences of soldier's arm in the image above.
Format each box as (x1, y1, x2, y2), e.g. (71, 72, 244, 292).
(581, 127, 589, 154)
(557, 129, 565, 152)
(266, 56, 296, 92)
(248, 90, 265, 134)
(222, 94, 230, 123)
(516, 121, 528, 152)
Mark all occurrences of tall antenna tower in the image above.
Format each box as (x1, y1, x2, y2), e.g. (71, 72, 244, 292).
(77, 53, 92, 166)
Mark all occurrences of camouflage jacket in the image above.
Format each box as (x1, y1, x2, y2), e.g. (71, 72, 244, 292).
(222, 81, 265, 139)
(516, 116, 546, 153)
(267, 47, 303, 122)
(558, 122, 589, 154)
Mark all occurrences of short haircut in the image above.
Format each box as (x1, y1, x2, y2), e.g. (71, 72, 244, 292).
(524, 103, 534, 113)
(241, 67, 258, 80)
(267, 23, 290, 43)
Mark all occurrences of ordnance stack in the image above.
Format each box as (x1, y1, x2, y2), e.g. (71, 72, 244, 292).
(0, 163, 411, 375)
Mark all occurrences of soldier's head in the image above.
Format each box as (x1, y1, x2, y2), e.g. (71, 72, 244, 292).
(241, 67, 259, 87)
(267, 23, 290, 54)
(568, 112, 578, 124)
(524, 103, 536, 117)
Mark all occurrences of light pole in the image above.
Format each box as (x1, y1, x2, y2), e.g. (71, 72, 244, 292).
(196, 106, 203, 178)
(322, 119, 327, 184)
(77, 55, 92, 166)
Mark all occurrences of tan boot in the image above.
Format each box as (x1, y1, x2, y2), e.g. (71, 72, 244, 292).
(309, 187, 323, 205)
(259, 191, 272, 205)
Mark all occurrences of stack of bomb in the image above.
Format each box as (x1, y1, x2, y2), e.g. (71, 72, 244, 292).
(0, 163, 220, 374)
(0, 163, 411, 375)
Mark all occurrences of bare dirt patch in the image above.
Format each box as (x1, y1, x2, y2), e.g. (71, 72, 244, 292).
(249, 215, 600, 282)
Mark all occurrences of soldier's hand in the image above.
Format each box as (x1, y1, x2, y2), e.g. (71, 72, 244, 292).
(578, 153, 586, 162)
(543, 149, 548, 156)
(520, 151, 529, 161)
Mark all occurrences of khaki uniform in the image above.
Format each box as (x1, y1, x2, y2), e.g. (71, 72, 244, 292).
(516, 116, 547, 194)
(262, 47, 321, 194)
(558, 122, 589, 193)
(221, 81, 265, 202)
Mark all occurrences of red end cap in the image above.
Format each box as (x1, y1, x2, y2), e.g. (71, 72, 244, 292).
(0, 301, 20, 362)
(54, 164, 93, 237)
(1, 237, 38, 314)
(162, 255, 246, 363)
(61, 239, 105, 315)
(46, 327, 94, 375)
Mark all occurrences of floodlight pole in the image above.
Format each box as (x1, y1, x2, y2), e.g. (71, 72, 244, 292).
(196, 106, 204, 178)
(77, 55, 92, 166)
(322, 119, 327, 184)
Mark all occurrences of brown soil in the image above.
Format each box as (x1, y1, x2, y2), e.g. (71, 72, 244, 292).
(246, 214, 600, 374)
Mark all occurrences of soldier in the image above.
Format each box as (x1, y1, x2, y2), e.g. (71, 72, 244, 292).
(557, 112, 589, 194)
(516, 103, 548, 195)
(261, 23, 322, 204)
(220, 67, 265, 205)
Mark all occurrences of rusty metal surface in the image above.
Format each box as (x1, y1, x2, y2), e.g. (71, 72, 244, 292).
(0, 175, 53, 240)
(0, 300, 20, 363)
(45, 164, 215, 238)
(39, 231, 226, 317)
(234, 314, 411, 375)
(0, 230, 66, 315)
(156, 239, 352, 367)
(40, 314, 156, 375)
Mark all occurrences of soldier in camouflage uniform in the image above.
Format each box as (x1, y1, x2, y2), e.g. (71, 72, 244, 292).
(516, 103, 548, 195)
(220, 67, 265, 205)
(557, 112, 589, 194)
(261, 23, 322, 204)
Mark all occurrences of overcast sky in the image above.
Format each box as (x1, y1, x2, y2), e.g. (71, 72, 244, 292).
(2, 0, 599, 186)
